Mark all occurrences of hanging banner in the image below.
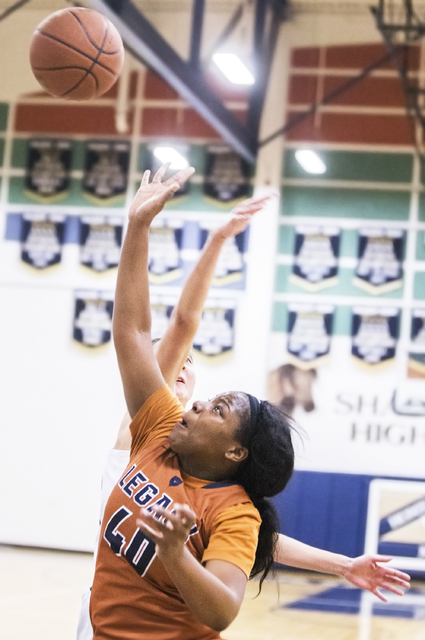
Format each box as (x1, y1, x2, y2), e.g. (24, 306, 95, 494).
(146, 143, 191, 199)
(83, 140, 130, 204)
(286, 303, 334, 368)
(73, 290, 114, 348)
(290, 225, 340, 291)
(408, 309, 425, 378)
(150, 293, 177, 340)
(25, 138, 71, 201)
(79, 215, 123, 272)
(351, 306, 399, 367)
(353, 228, 404, 294)
(193, 297, 236, 358)
(20, 212, 65, 269)
(203, 144, 251, 205)
(199, 223, 247, 287)
(148, 218, 184, 284)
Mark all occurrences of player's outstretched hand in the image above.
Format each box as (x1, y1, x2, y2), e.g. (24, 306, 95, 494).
(136, 503, 196, 564)
(342, 554, 411, 602)
(216, 191, 278, 240)
(129, 163, 195, 225)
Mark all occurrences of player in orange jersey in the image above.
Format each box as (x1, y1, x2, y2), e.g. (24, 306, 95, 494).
(89, 164, 294, 638)
(86, 165, 410, 640)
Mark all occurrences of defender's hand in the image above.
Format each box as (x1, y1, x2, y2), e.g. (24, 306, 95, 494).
(129, 163, 195, 225)
(216, 192, 278, 240)
(342, 554, 411, 601)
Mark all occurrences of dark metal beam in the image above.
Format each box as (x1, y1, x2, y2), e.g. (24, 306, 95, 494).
(81, 0, 258, 163)
(246, 1, 281, 142)
(190, 0, 205, 67)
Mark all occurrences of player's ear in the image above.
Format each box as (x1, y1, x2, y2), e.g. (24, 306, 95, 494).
(225, 446, 248, 463)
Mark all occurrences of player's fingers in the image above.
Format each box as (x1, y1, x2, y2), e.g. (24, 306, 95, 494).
(165, 166, 195, 187)
(372, 588, 388, 602)
(140, 508, 174, 532)
(371, 554, 392, 562)
(153, 163, 171, 183)
(234, 199, 271, 215)
(136, 518, 164, 540)
(387, 568, 411, 581)
(174, 503, 196, 523)
(381, 581, 405, 596)
(384, 574, 410, 588)
(141, 170, 151, 186)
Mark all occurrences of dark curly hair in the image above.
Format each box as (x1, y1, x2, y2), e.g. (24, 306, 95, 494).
(232, 399, 295, 591)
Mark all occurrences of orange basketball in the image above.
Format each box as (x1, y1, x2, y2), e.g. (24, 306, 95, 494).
(29, 7, 125, 101)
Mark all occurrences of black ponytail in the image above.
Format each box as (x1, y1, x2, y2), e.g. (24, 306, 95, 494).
(232, 400, 295, 591)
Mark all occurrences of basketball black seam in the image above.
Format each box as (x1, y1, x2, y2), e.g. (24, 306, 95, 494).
(64, 13, 109, 97)
(32, 65, 99, 97)
(35, 31, 120, 75)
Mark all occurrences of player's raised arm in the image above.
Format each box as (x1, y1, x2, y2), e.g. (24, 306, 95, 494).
(113, 163, 195, 418)
(156, 193, 276, 389)
(274, 534, 410, 601)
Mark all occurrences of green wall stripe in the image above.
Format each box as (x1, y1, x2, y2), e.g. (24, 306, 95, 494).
(414, 272, 425, 300)
(284, 149, 414, 183)
(272, 301, 288, 332)
(418, 194, 425, 221)
(416, 232, 425, 261)
(0, 103, 8, 132)
(281, 186, 410, 221)
(278, 225, 296, 254)
(11, 139, 27, 168)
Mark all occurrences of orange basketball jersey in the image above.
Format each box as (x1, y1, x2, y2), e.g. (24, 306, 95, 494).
(90, 385, 261, 640)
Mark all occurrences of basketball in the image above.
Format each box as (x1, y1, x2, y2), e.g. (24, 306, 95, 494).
(29, 7, 125, 101)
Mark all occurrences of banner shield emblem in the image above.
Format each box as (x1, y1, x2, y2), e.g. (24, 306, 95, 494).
(73, 290, 114, 347)
(290, 225, 340, 291)
(204, 144, 251, 205)
(150, 294, 177, 339)
(25, 139, 71, 201)
(79, 215, 123, 272)
(287, 303, 334, 368)
(354, 228, 404, 294)
(193, 298, 236, 358)
(199, 224, 248, 287)
(21, 212, 65, 269)
(83, 140, 130, 204)
(148, 219, 183, 284)
(408, 309, 425, 378)
(351, 306, 399, 366)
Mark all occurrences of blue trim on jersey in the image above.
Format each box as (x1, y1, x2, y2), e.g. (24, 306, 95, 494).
(203, 481, 238, 489)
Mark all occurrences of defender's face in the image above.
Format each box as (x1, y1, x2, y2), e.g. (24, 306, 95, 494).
(173, 352, 196, 406)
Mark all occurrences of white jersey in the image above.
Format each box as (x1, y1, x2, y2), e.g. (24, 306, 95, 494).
(76, 449, 130, 640)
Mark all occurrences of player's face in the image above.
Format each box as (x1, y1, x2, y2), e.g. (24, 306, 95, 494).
(168, 392, 248, 470)
(173, 352, 196, 406)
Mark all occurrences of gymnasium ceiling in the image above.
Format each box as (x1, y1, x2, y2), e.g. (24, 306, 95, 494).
(3, 0, 425, 160)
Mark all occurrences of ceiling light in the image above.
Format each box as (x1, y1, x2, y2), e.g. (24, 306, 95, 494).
(153, 146, 189, 170)
(295, 150, 326, 174)
(212, 52, 255, 85)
